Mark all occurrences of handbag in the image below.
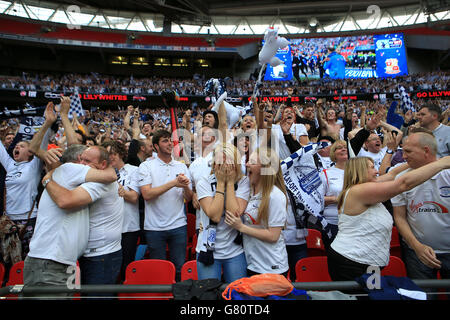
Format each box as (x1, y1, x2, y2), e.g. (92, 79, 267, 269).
(0, 186, 36, 264)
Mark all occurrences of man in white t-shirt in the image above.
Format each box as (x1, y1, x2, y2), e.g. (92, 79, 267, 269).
(138, 130, 193, 281)
(416, 103, 450, 158)
(43, 146, 124, 291)
(391, 131, 450, 282)
(23, 144, 117, 296)
(357, 132, 387, 171)
(273, 106, 309, 160)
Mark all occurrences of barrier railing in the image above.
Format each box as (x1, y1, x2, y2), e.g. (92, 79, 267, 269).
(0, 279, 449, 299)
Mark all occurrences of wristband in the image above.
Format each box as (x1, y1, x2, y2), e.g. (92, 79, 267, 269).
(216, 191, 225, 196)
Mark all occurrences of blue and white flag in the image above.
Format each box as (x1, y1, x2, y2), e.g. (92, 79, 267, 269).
(281, 141, 332, 239)
(69, 90, 85, 119)
(398, 85, 415, 113)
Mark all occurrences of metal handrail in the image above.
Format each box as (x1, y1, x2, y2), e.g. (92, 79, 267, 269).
(1, 279, 449, 298)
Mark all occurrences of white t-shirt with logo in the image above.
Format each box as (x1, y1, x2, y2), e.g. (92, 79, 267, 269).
(81, 181, 124, 257)
(242, 186, 289, 274)
(28, 163, 91, 266)
(138, 156, 191, 231)
(391, 169, 450, 253)
(118, 164, 140, 233)
(0, 143, 42, 220)
(196, 175, 250, 260)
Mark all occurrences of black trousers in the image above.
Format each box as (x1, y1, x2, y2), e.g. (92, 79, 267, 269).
(327, 246, 371, 282)
(120, 231, 140, 282)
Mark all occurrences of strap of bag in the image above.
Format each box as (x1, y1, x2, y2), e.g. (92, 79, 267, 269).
(18, 198, 36, 240)
(2, 184, 5, 216)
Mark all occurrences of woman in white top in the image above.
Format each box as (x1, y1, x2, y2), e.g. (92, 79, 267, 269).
(196, 143, 250, 283)
(225, 147, 289, 277)
(319, 140, 348, 249)
(0, 103, 55, 259)
(328, 155, 450, 281)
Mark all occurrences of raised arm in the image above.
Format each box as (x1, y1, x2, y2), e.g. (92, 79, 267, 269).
(124, 105, 133, 132)
(29, 102, 57, 163)
(351, 156, 450, 207)
(60, 96, 80, 146)
(217, 100, 228, 144)
(198, 165, 227, 224)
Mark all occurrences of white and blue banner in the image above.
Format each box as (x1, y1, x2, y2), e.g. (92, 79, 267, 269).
(281, 141, 332, 239)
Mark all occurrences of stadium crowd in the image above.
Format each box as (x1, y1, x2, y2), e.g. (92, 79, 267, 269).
(0, 70, 449, 96)
(0, 73, 449, 300)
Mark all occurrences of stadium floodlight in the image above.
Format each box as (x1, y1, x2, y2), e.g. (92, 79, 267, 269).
(309, 17, 318, 27)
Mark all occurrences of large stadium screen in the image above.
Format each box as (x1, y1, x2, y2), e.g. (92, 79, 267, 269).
(263, 33, 408, 81)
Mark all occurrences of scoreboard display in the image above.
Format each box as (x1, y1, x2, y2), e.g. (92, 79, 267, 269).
(264, 33, 408, 81)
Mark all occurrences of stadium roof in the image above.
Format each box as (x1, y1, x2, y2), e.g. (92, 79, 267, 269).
(1, 0, 449, 35)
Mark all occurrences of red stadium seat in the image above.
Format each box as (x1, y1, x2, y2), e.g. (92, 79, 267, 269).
(381, 256, 407, 277)
(181, 260, 198, 281)
(188, 233, 198, 261)
(0, 262, 5, 287)
(390, 226, 402, 259)
(119, 259, 176, 300)
(4, 261, 24, 299)
(6, 261, 24, 286)
(306, 229, 326, 257)
(295, 257, 332, 282)
(186, 213, 197, 260)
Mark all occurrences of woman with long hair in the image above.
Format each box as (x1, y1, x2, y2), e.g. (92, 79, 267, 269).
(196, 143, 250, 283)
(319, 140, 348, 248)
(225, 147, 289, 277)
(328, 155, 450, 281)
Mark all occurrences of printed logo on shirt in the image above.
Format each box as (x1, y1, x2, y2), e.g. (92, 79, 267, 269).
(5, 172, 22, 181)
(409, 200, 449, 214)
(244, 212, 259, 225)
(439, 186, 450, 198)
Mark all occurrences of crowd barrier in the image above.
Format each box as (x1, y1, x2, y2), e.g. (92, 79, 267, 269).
(0, 279, 448, 299)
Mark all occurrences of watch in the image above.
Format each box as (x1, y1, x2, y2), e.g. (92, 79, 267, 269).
(42, 178, 51, 188)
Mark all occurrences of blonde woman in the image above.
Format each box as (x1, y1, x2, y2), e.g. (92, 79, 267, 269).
(225, 147, 289, 277)
(319, 140, 348, 248)
(196, 143, 250, 283)
(328, 155, 450, 281)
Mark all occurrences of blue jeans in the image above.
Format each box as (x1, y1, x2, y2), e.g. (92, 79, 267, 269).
(403, 244, 450, 299)
(286, 244, 308, 282)
(145, 225, 187, 282)
(197, 252, 247, 283)
(403, 244, 450, 279)
(79, 249, 122, 297)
